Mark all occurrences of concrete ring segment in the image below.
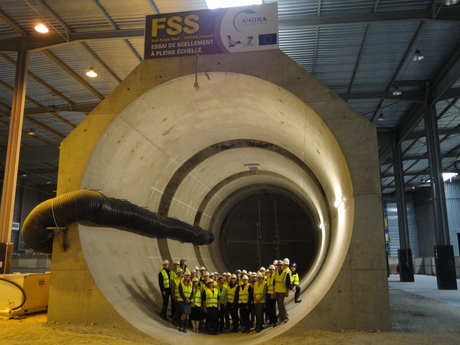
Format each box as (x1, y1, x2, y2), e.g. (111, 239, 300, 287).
(79, 72, 354, 344)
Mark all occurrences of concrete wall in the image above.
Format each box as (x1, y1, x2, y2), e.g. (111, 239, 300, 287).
(50, 50, 390, 340)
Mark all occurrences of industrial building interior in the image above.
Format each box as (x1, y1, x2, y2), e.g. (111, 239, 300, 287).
(0, 0, 460, 340)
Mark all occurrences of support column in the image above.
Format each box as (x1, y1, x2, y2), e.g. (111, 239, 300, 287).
(424, 85, 457, 290)
(0, 39, 29, 274)
(392, 130, 414, 282)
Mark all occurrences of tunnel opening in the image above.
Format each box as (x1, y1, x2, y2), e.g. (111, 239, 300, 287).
(219, 190, 318, 277)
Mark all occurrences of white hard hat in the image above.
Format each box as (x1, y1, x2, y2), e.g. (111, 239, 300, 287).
(231, 274, 237, 279)
(213, 272, 219, 276)
(242, 275, 249, 280)
(176, 268, 183, 273)
(242, 269, 247, 274)
(195, 266, 200, 270)
(259, 267, 266, 271)
(273, 260, 278, 265)
(277, 260, 283, 265)
(250, 272, 256, 277)
(207, 279, 214, 284)
(268, 265, 275, 270)
(174, 261, 180, 265)
(192, 277, 198, 282)
(204, 271, 210, 276)
(200, 266, 206, 270)
(180, 258, 186, 261)
(256, 272, 264, 278)
(283, 258, 290, 265)
(184, 271, 191, 276)
(162, 259, 169, 265)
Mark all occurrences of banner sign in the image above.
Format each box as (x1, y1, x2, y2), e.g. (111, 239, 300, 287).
(144, 3, 278, 59)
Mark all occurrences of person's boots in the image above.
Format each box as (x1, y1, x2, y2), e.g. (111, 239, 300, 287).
(177, 319, 183, 332)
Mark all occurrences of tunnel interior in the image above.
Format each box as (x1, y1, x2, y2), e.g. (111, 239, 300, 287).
(220, 189, 317, 276)
(76, 70, 355, 344)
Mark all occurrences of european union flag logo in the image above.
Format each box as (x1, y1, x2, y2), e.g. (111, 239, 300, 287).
(259, 33, 277, 46)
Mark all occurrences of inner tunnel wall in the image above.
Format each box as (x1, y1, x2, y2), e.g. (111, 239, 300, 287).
(50, 50, 390, 332)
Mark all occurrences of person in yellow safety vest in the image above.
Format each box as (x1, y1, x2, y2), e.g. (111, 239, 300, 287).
(265, 264, 277, 327)
(274, 258, 291, 325)
(200, 271, 210, 291)
(169, 261, 180, 320)
(290, 262, 302, 303)
(253, 271, 267, 333)
(217, 276, 228, 332)
(249, 272, 257, 329)
(171, 268, 184, 327)
(198, 266, 206, 283)
(190, 277, 202, 333)
(179, 258, 189, 273)
(158, 259, 171, 321)
(204, 279, 220, 335)
(222, 273, 231, 330)
(227, 274, 239, 333)
(177, 271, 192, 332)
(259, 267, 266, 280)
(234, 275, 253, 333)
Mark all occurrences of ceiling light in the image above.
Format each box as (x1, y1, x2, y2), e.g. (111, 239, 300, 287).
(28, 129, 36, 136)
(378, 113, 385, 121)
(46, 180, 52, 185)
(391, 87, 402, 96)
(35, 24, 49, 33)
(205, 0, 262, 9)
(412, 50, 424, 62)
(86, 67, 97, 78)
(444, 0, 460, 5)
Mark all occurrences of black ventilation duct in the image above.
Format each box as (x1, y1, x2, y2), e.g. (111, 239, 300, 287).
(22, 189, 214, 254)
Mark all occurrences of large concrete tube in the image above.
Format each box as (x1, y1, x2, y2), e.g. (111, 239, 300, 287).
(50, 51, 390, 344)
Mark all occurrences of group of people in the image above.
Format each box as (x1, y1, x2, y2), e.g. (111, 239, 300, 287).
(158, 257, 302, 335)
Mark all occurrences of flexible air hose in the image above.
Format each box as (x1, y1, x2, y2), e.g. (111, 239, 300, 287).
(22, 189, 214, 255)
(0, 278, 27, 310)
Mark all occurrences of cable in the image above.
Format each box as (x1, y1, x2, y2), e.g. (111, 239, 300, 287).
(0, 278, 27, 311)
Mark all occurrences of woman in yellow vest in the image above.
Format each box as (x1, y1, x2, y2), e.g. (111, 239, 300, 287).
(204, 279, 220, 335)
(190, 277, 202, 332)
(177, 271, 192, 332)
(253, 271, 267, 333)
(217, 276, 228, 332)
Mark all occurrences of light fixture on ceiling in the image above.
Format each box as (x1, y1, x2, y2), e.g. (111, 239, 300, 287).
(205, 0, 263, 9)
(86, 67, 97, 78)
(444, 0, 460, 5)
(22, 172, 28, 177)
(391, 87, 402, 96)
(34, 23, 49, 33)
(378, 113, 385, 121)
(28, 129, 36, 136)
(412, 49, 424, 61)
(46, 180, 52, 185)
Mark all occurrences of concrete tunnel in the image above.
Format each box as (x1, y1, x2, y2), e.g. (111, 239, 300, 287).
(48, 50, 390, 344)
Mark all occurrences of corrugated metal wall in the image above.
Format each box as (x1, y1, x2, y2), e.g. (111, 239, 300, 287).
(445, 182, 460, 256)
(386, 201, 420, 257)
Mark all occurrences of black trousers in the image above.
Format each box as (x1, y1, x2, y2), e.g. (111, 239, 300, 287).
(239, 303, 250, 331)
(160, 290, 171, 316)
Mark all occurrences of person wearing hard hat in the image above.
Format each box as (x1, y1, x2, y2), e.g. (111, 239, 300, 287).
(249, 271, 257, 329)
(169, 261, 181, 320)
(274, 259, 291, 325)
(177, 271, 192, 332)
(227, 274, 239, 332)
(199, 266, 206, 283)
(180, 258, 189, 273)
(290, 262, 302, 303)
(253, 271, 267, 333)
(265, 264, 277, 326)
(234, 274, 253, 333)
(171, 268, 184, 327)
(204, 279, 220, 335)
(158, 259, 171, 321)
(190, 277, 202, 333)
(217, 276, 228, 332)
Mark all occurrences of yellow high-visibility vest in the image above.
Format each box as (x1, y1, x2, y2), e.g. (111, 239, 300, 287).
(227, 285, 237, 303)
(160, 269, 170, 289)
(205, 288, 219, 307)
(274, 270, 288, 293)
(238, 284, 250, 303)
(291, 272, 300, 285)
(253, 281, 266, 303)
(191, 287, 202, 307)
(266, 274, 275, 294)
(177, 281, 192, 302)
(174, 277, 182, 299)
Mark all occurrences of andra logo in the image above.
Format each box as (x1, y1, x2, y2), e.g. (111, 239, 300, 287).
(233, 9, 268, 32)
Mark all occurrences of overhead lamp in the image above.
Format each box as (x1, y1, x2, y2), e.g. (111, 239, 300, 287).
(35, 23, 49, 33)
(46, 180, 52, 185)
(378, 113, 385, 121)
(28, 129, 36, 136)
(86, 67, 97, 78)
(444, 0, 460, 5)
(391, 87, 402, 96)
(412, 50, 424, 62)
(22, 172, 28, 177)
